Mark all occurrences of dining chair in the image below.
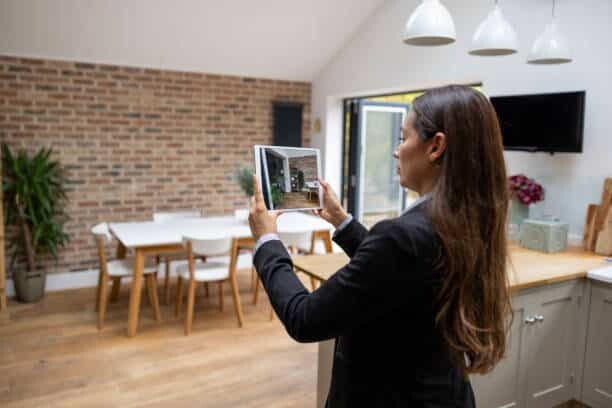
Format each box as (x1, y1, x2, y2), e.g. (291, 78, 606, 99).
(91, 222, 161, 330)
(152, 210, 204, 304)
(175, 234, 244, 335)
(252, 230, 320, 313)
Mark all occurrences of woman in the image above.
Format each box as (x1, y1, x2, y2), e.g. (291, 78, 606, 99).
(249, 85, 512, 407)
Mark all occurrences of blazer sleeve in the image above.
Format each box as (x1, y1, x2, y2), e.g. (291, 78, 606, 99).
(332, 217, 369, 258)
(253, 219, 427, 343)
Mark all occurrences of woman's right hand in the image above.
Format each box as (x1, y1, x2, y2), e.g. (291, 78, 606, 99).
(313, 178, 349, 228)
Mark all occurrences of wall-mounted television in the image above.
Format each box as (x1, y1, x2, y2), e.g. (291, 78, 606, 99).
(490, 91, 585, 153)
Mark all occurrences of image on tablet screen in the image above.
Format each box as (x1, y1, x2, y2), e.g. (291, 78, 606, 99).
(254, 145, 322, 211)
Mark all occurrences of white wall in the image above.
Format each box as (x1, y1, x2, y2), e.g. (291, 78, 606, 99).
(310, 0, 612, 236)
(0, 0, 385, 81)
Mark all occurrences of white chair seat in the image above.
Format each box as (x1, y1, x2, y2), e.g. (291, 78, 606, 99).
(106, 259, 158, 277)
(176, 261, 230, 282)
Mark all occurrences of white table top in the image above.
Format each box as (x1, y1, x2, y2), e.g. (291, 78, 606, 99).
(109, 212, 333, 248)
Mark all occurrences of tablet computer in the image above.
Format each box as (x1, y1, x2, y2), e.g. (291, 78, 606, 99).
(253, 145, 323, 212)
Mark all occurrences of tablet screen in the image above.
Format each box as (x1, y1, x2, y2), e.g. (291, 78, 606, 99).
(253, 145, 323, 211)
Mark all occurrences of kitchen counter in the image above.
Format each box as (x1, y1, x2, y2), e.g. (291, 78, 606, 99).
(292, 245, 609, 408)
(292, 245, 608, 291)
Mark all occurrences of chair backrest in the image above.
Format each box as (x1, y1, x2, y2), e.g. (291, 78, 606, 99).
(91, 222, 110, 275)
(278, 231, 313, 253)
(153, 210, 202, 223)
(183, 235, 232, 257)
(91, 222, 112, 242)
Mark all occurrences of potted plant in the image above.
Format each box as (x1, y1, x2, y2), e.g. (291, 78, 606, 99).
(233, 165, 254, 221)
(508, 174, 544, 225)
(2, 143, 69, 302)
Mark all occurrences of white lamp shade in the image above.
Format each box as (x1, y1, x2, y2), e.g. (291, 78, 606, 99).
(469, 5, 518, 56)
(527, 20, 572, 64)
(403, 0, 456, 46)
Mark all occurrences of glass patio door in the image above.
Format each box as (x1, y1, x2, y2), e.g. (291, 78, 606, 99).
(345, 101, 409, 226)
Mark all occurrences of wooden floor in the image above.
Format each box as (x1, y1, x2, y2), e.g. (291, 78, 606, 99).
(277, 192, 319, 210)
(0, 269, 318, 407)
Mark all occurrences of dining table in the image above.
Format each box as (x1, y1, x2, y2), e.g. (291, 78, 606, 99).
(109, 212, 333, 337)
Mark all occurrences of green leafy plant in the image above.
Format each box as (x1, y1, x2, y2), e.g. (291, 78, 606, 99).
(233, 165, 254, 197)
(271, 184, 283, 208)
(2, 143, 69, 272)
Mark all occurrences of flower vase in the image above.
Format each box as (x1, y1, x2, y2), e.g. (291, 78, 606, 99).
(510, 198, 529, 226)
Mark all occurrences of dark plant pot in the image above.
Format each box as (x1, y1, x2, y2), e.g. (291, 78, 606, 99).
(13, 269, 46, 303)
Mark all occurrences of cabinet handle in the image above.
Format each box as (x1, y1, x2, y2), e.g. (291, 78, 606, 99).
(524, 316, 535, 324)
(534, 314, 544, 322)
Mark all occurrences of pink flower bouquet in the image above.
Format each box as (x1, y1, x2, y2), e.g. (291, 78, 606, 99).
(508, 174, 544, 205)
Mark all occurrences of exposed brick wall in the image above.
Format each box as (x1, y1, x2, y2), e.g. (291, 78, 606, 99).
(0, 56, 311, 276)
(289, 155, 318, 183)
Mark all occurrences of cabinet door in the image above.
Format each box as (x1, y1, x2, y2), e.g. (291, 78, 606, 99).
(470, 292, 530, 408)
(581, 282, 612, 408)
(524, 281, 584, 408)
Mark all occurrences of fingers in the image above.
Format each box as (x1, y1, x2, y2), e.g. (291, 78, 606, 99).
(318, 177, 329, 193)
(252, 175, 266, 208)
(252, 174, 261, 194)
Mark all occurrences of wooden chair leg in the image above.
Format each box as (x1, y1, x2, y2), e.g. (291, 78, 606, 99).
(175, 276, 183, 317)
(310, 276, 318, 292)
(98, 276, 109, 330)
(253, 275, 260, 305)
(228, 276, 244, 327)
(146, 274, 162, 322)
(164, 259, 171, 305)
(250, 266, 256, 291)
(218, 281, 224, 312)
(110, 277, 121, 303)
(205, 282, 209, 298)
(185, 279, 196, 336)
(95, 269, 104, 312)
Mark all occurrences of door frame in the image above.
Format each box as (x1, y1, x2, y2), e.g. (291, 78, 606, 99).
(344, 100, 410, 222)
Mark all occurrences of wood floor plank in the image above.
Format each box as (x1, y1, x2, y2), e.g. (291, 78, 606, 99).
(0, 269, 317, 407)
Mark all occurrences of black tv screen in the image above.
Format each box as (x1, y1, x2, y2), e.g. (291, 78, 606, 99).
(490, 91, 585, 153)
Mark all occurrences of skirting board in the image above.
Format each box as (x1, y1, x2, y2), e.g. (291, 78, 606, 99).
(5, 253, 254, 298)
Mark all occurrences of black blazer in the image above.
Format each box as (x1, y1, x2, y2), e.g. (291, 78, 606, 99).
(253, 202, 476, 408)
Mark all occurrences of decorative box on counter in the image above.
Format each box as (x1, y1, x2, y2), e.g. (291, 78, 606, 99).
(519, 217, 569, 253)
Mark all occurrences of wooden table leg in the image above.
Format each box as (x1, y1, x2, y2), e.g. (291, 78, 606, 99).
(230, 273, 244, 327)
(164, 259, 171, 305)
(146, 274, 162, 322)
(127, 248, 144, 337)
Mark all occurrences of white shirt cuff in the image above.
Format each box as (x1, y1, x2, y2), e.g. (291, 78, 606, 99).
(253, 233, 281, 256)
(333, 214, 353, 237)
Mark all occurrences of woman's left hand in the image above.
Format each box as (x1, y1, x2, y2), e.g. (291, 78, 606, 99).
(249, 175, 281, 241)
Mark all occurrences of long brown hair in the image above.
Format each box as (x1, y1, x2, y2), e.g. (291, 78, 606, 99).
(412, 85, 512, 376)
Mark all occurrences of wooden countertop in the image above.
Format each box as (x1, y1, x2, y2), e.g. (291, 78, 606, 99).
(292, 245, 608, 292)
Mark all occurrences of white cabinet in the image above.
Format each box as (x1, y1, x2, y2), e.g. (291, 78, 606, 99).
(470, 291, 531, 408)
(581, 281, 612, 408)
(471, 280, 586, 408)
(523, 280, 585, 408)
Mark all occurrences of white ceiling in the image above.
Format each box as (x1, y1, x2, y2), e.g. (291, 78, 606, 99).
(0, 0, 385, 81)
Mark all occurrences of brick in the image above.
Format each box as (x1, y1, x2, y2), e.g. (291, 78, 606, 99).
(1, 54, 311, 276)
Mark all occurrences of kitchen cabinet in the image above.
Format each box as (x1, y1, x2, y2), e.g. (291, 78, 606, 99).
(471, 280, 586, 408)
(523, 280, 585, 408)
(581, 281, 612, 408)
(470, 291, 531, 408)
